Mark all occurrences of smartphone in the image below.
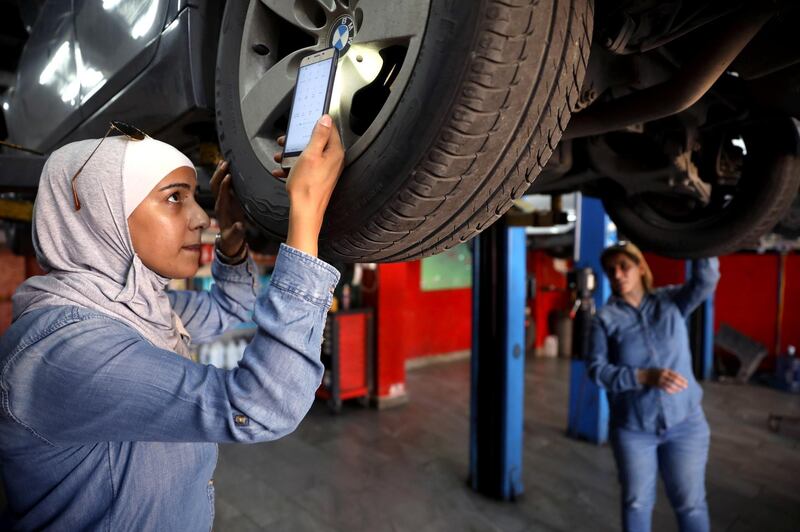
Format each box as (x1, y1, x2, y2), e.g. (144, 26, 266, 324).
(281, 47, 339, 169)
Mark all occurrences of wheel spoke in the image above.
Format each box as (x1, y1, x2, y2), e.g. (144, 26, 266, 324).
(259, 0, 332, 33)
(314, 0, 337, 12)
(333, 45, 383, 148)
(258, 0, 307, 30)
(334, 57, 361, 149)
(240, 48, 310, 140)
(240, 0, 429, 168)
(351, 0, 427, 45)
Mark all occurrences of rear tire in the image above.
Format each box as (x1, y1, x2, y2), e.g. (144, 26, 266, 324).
(775, 194, 800, 239)
(216, 0, 593, 262)
(602, 118, 800, 258)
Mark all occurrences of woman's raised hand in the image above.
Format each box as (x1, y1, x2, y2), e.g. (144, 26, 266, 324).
(211, 159, 248, 257)
(272, 115, 345, 257)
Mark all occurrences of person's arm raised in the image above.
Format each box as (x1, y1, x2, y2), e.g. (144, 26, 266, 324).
(272, 115, 345, 257)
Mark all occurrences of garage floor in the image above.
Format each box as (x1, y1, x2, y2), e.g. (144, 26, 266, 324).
(213, 358, 800, 532)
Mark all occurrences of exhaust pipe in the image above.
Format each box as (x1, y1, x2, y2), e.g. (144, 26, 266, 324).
(563, 6, 774, 140)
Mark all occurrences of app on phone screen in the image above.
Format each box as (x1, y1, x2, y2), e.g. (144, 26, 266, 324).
(284, 57, 334, 154)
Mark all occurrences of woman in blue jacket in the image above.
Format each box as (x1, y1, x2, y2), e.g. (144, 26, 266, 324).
(0, 115, 343, 531)
(588, 241, 720, 532)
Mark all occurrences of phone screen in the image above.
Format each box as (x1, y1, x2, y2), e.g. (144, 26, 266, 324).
(284, 56, 336, 155)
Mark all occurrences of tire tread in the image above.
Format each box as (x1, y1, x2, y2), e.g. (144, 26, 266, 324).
(328, 0, 593, 261)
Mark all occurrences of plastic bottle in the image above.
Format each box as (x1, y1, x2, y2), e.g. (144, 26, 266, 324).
(342, 284, 351, 310)
(208, 342, 225, 368)
(236, 339, 248, 364)
(198, 344, 209, 365)
(224, 341, 240, 370)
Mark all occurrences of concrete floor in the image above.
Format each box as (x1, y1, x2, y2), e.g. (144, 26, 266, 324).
(214, 357, 800, 532)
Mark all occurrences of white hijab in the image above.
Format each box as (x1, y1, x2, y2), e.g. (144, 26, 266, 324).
(12, 135, 197, 358)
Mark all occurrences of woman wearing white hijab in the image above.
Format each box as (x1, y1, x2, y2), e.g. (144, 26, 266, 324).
(0, 115, 344, 530)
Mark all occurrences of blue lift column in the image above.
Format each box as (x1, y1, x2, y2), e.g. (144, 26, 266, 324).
(686, 261, 715, 381)
(567, 195, 616, 444)
(470, 218, 526, 500)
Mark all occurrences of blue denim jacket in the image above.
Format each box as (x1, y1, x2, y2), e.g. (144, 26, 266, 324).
(587, 258, 720, 433)
(0, 244, 339, 531)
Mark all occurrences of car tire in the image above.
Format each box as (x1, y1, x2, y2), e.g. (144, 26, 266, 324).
(216, 0, 593, 262)
(601, 118, 800, 258)
(774, 194, 800, 239)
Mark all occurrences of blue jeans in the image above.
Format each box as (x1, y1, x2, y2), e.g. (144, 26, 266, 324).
(610, 409, 710, 532)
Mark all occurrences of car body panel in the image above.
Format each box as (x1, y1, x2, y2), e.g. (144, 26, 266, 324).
(6, 1, 80, 150)
(72, 0, 170, 120)
(5, 0, 183, 152)
(61, 4, 213, 149)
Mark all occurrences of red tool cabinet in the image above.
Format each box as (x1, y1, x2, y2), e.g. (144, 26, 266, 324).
(316, 308, 374, 413)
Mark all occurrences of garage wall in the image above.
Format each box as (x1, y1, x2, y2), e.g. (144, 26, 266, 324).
(0, 249, 24, 333)
(713, 254, 780, 358)
(714, 253, 800, 363)
(363, 261, 471, 398)
(370, 261, 471, 361)
(643, 253, 687, 287)
(0, 249, 43, 334)
(405, 260, 472, 356)
(781, 254, 800, 355)
(527, 250, 570, 350)
(645, 252, 800, 365)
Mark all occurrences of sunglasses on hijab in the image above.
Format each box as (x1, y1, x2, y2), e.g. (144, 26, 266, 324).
(71, 121, 147, 211)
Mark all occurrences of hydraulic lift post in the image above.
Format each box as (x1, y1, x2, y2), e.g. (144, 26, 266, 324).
(567, 195, 615, 444)
(686, 260, 716, 381)
(469, 218, 526, 500)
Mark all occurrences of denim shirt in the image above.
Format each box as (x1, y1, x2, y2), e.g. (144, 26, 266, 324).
(0, 244, 340, 531)
(587, 258, 720, 433)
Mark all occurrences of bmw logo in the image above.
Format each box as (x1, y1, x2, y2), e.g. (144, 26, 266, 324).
(329, 15, 355, 55)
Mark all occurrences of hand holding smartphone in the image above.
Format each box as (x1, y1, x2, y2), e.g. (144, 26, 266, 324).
(281, 47, 339, 169)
